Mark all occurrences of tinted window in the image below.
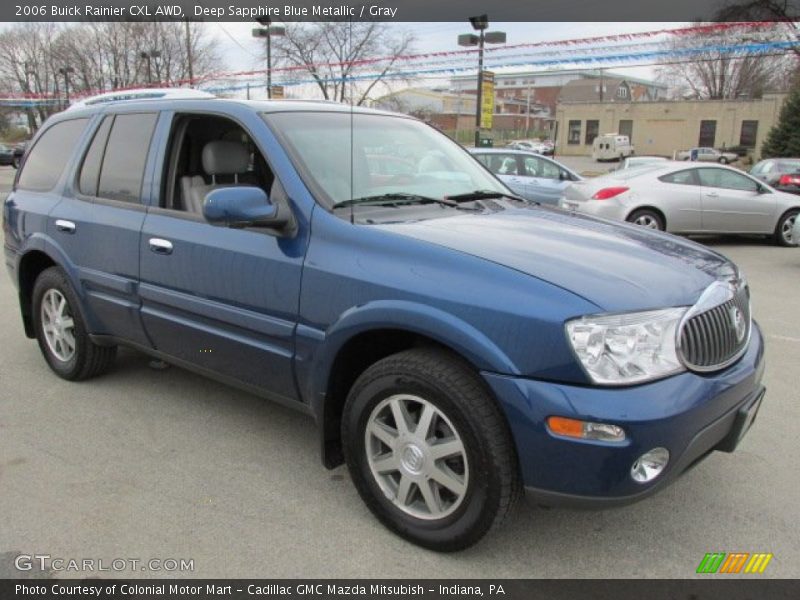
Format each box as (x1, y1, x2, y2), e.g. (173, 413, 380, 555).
(78, 116, 112, 197)
(17, 118, 88, 192)
(659, 170, 697, 185)
(698, 168, 758, 192)
(97, 113, 158, 203)
(483, 154, 519, 175)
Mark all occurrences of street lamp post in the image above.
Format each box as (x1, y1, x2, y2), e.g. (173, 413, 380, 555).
(252, 18, 286, 99)
(139, 50, 161, 85)
(458, 16, 505, 147)
(58, 66, 74, 108)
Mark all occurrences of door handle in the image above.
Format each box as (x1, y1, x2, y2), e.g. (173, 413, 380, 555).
(55, 219, 76, 233)
(149, 238, 173, 255)
(704, 192, 719, 198)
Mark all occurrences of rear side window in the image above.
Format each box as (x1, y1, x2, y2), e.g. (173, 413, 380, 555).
(17, 118, 88, 192)
(97, 113, 158, 203)
(78, 116, 113, 197)
(659, 170, 698, 186)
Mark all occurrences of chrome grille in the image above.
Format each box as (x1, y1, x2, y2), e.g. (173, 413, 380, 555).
(679, 284, 750, 371)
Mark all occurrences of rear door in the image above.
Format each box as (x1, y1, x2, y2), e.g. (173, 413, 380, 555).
(519, 154, 568, 205)
(697, 167, 776, 233)
(48, 111, 159, 346)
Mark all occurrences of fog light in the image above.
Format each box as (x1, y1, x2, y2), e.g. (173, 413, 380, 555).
(631, 447, 670, 483)
(547, 416, 625, 442)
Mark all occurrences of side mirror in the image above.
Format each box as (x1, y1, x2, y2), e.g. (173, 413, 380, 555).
(203, 186, 286, 228)
(754, 183, 770, 194)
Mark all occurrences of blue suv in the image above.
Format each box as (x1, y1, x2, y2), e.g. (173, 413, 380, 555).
(3, 93, 765, 551)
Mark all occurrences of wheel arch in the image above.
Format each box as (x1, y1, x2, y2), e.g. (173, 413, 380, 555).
(626, 205, 667, 230)
(307, 302, 519, 469)
(17, 249, 58, 338)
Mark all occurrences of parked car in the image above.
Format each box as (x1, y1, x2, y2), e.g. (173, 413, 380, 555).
(750, 158, 800, 196)
(11, 141, 28, 169)
(469, 148, 581, 205)
(0, 143, 15, 166)
(592, 133, 635, 162)
(562, 161, 800, 246)
(615, 156, 668, 171)
(506, 139, 550, 155)
(677, 147, 738, 164)
(4, 92, 766, 551)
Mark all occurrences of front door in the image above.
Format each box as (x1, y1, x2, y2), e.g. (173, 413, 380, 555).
(138, 112, 306, 401)
(697, 167, 776, 233)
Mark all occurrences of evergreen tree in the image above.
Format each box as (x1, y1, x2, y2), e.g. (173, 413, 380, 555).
(761, 83, 800, 158)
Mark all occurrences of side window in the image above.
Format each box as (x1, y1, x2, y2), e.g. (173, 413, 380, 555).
(97, 113, 158, 203)
(485, 154, 518, 175)
(78, 116, 113, 197)
(474, 154, 490, 168)
(698, 168, 758, 192)
(659, 170, 698, 186)
(17, 118, 89, 192)
(523, 156, 559, 179)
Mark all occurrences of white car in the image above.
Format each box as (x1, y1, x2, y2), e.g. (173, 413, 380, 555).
(561, 161, 800, 246)
(676, 147, 739, 164)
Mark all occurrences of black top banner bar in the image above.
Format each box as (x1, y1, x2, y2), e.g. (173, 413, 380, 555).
(6, 0, 800, 22)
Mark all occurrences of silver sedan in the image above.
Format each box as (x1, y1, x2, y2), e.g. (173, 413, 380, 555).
(561, 162, 800, 246)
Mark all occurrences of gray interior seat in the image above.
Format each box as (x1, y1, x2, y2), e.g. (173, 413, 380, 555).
(180, 140, 250, 214)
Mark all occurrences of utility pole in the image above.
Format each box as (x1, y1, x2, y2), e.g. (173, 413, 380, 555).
(58, 66, 74, 109)
(184, 18, 194, 85)
(525, 84, 531, 135)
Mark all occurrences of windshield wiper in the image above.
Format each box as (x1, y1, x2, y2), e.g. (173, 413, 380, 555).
(446, 190, 535, 204)
(334, 193, 465, 209)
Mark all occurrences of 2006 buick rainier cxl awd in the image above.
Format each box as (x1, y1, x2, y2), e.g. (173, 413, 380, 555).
(3, 91, 765, 551)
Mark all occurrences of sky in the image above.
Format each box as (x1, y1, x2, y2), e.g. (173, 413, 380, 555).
(207, 21, 690, 99)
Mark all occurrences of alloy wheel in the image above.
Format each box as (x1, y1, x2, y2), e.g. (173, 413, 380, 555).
(365, 394, 469, 520)
(40, 289, 76, 362)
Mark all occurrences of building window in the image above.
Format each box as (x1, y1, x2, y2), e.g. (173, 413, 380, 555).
(699, 120, 717, 147)
(585, 120, 599, 145)
(740, 120, 758, 148)
(619, 119, 633, 140)
(568, 120, 581, 145)
(617, 86, 628, 99)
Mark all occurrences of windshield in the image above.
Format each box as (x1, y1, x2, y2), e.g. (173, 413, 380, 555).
(263, 111, 508, 207)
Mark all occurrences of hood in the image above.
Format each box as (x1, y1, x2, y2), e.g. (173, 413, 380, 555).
(376, 206, 734, 312)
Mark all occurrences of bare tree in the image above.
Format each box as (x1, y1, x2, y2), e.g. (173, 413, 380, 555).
(273, 22, 414, 105)
(655, 25, 796, 99)
(0, 21, 221, 132)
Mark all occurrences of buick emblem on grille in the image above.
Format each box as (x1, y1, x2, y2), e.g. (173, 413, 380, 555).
(730, 305, 746, 342)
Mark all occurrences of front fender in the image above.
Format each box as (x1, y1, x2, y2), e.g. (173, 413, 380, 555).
(295, 299, 520, 420)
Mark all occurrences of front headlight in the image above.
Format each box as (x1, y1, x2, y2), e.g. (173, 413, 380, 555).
(566, 308, 687, 385)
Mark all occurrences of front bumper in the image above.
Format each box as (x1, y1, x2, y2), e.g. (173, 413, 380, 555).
(482, 322, 765, 507)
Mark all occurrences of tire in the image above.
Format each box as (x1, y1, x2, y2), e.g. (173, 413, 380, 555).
(12, 156, 20, 169)
(32, 266, 117, 380)
(627, 208, 665, 231)
(719, 157, 728, 164)
(774, 209, 799, 247)
(342, 347, 520, 552)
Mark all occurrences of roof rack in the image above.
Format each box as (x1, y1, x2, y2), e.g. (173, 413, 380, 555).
(67, 88, 214, 110)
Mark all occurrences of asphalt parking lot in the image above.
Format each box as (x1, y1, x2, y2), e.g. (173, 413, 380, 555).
(1, 164, 798, 579)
